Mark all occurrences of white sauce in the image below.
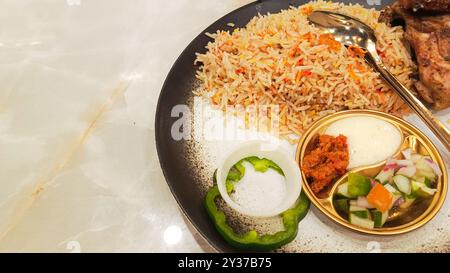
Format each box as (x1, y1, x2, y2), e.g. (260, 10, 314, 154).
(325, 116, 402, 169)
(231, 161, 286, 213)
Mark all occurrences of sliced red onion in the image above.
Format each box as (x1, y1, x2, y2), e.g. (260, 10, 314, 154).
(424, 158, 442, 176)
(401, 148, 412, 159)
(383, 163, 398, 171)
(396, 166, 416, 178)
(394, 159, 413, 167)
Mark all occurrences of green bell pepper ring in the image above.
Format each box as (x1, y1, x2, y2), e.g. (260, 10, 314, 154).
(204, 168, 310, 251)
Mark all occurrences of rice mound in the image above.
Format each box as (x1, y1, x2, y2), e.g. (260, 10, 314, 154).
(194, 1, 415, 141)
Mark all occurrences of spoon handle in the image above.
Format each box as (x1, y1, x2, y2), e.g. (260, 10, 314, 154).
(367, 56, 450, 152)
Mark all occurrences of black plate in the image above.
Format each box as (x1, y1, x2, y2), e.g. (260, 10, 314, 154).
(155, 0, 393, 252)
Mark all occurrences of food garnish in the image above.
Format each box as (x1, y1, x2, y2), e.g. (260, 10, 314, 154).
(204, 167, 310, 251)
(366, 183, 393, 212)
(334, 149, 441, 229)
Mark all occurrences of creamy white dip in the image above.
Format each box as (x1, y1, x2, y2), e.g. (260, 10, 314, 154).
(325, 116, 402, 169)
(231, 161, 286, 213)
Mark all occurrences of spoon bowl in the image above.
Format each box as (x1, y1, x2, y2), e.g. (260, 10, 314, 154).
(308, 10, 450, 151)
(308, 10, 377, 52)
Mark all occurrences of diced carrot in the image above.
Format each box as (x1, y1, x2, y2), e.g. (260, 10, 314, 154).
(347, 45, 366, 58)
(355, 62, 366, 72)
(296, 58, 304, 66)
(318, 34, 341, 51)
(259, 45, 269, 53)
(295, 71, 302, 84)
(301, 70, 312, 77)
(295, 70, 312, 84)
(318, 33, 333, 41)
(300, 6, 313, 15)
(235, 68, 244, 75)
(300, 32, 314, 43)
(347, 64, 359, 82)
(367, 183, 393, 212)
(288, 42, 301, 57)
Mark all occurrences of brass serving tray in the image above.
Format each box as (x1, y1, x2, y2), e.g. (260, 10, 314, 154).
(295, 110, 448, 235)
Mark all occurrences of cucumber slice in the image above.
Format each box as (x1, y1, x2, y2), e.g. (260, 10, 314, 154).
(411, 181, 422, 193)
(352, 211, 369, 219)
(349, 205, 368, 212)
(393, 175, 411, 195)
(424, 177, 435, 188)
(416, 177, 435, 188)
(349, 213, 375, 229)
(396, 166, 416, 178)
(415, 169, 436, 181)
(349, 205, 369, 219)
(416, 158, 433, 172)
(375, 168, 394, 184)
(411, 181, 437, 197)
(420, 186, 437, 196)
(415, 159, 436, 180)
(372, 210, 389, 228)
(384, 183, 401, 195)
(415, 177, 425, 183)
(349, 200, 358, 206)
(334, 199, 349, 214)
(410, 154, 422, 163)
(337, 182, 353, 198)
(348, 173, 371, 197)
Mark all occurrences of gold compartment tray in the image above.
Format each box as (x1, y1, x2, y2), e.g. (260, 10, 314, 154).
(295, 110, 448, 235)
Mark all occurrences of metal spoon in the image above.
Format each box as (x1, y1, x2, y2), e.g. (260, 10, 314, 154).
(308, 10, 450, 151)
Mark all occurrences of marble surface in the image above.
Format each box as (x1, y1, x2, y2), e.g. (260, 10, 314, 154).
(0, 0, 254, 252)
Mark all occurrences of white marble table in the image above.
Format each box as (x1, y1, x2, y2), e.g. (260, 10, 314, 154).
(0, 0, 254, 252)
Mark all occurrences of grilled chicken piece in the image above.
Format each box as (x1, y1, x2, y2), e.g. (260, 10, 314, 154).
(398, 0, 450, 11)
(404, 13, 450, 109)
(380, 2, 450, 110)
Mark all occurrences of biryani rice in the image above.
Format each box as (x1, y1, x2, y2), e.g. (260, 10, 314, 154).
(194, 1, 415, 141)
